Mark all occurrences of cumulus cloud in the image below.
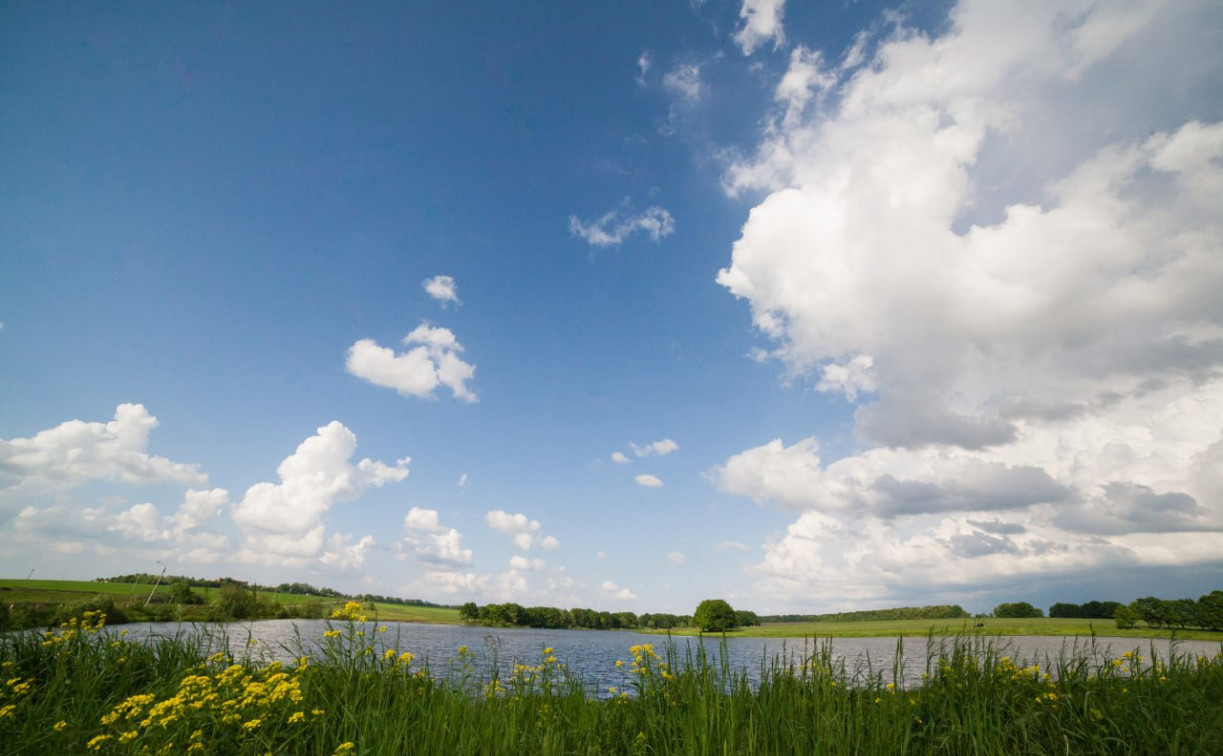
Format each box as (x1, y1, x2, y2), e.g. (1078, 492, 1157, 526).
(600, 580, 638, 601)
(509, 555, 546, 571)
(232, 421, 408, 566)
(485, 509, 559, 551)
(611, 451, 630, 464)
(0, 404, 206, 496)
(422, 275, 460, 306)
(715, 0, 1223, 608)
(630, 439, 679, 458)
(734, 0, 787, 55)
(635, 474, 664, 488)
(346, 322, 477, 402)
(403, 508, 473, 567)
(569, 202, 675, 247)
(320, 533, 376, 570)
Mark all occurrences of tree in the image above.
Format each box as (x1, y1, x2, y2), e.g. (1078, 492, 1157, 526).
(459, 602, 479, 622)
(1113, 604, 1139, 629)
(1049, 602, 1081, 618)
(169, 581, 203, 606)
(993, 601, 1043, 618)
(693, 599, 737, 632)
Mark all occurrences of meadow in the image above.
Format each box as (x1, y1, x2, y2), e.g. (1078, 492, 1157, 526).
(2, 603, 1222, 755)
(658, 617, 1223, 642)
(0, 579, 461, 627)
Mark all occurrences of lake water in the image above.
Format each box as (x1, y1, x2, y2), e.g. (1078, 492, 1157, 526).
(107, 619, 1223, 692)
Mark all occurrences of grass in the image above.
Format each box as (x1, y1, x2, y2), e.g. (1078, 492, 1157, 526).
(652, 617, 1223, 642)
(0, 579, 462, 627)
(2, 604, 1222, 755)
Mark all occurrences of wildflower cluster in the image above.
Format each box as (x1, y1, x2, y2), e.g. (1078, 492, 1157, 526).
(330, 602, 368, 622)
(89, 656, 322, 753)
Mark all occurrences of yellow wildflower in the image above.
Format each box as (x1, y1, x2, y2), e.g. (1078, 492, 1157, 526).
(87, 734, 112, 750)
(334, 742, 356, 754)
(244, 719, 263, 730)
(289, 711, 306, 724)
(54, 721, 69, 732)
(324, 629, 341, 639)
(0, 704, 17, 720)
(119, 731, 139, 744)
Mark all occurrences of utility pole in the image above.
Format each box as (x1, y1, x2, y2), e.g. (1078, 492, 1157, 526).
(145, 561, 167, 607)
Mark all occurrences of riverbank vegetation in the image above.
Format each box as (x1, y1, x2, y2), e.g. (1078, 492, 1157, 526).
(3, 606, 1221, 755)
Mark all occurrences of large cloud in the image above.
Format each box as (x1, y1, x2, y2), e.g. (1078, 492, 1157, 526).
(346, 322, 477, 403)
(0, 404, 207, 496)
(714, 0, 1223, 608)
(232, 421, 408, 566)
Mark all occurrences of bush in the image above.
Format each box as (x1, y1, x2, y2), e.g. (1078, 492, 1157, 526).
(693, 599, 737, 632)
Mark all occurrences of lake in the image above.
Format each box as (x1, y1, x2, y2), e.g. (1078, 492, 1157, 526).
(107, 619, 1223, 693)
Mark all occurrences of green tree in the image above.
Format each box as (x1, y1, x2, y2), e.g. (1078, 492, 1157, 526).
(1114, 604, 1139, 629)
(458, 602, 479, 622)
(169, 581, 204, 606)
(694, 599, 737, 632)
(993, 601, 1043, 618)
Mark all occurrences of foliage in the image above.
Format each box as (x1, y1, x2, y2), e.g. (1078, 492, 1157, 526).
(1113, 605, 1139, 630)
(468, 603, 651, 630)
(1126, 591, 1223, 631)
(763, 605, 971, 623)
(4, 614, 1223, 755)
(693, 599, 737, 633)
(993, 602, 1044, 619)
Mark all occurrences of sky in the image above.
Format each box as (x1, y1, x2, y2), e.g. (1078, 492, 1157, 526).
(2, 0, 1221, 616)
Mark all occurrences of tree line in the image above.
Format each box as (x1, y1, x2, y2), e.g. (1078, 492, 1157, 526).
(458, 601, 762, 631)
(762, 605, 970, 623)
(1115, 591, 1223, 631)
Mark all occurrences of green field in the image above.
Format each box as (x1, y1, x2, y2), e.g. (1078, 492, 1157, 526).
(651, 616, 1223, 641)
(0, 578, 461, 627)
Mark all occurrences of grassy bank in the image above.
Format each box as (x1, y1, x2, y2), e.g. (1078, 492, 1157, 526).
(651, 617, 1223, 642)
(0, 579, 461, 629)
(3, 604, 1222, 755)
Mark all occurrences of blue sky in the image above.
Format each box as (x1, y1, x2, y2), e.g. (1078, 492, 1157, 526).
(2, 0, 1222, 616)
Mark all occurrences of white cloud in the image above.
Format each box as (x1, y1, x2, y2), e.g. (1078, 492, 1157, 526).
(630, 439, 678, 458)
(403, 507, 472, 567)
(714, 0, 1223, 608)
(509, 555, 545, 571)
(635, 474, 664, 488)
(663, 62, 703, 102)
(734, 0, 787, 55)
(320, 533, 375, 570)
(422, 275, 460, 306)
(232, 421, 408, 566)
(611, 451, 630, 464)
(403, 506, 445, 532)
(600, 580, 638, 601)
(457, 473, 469, 488)
(716, 540, 752, 552)
(485, 509, 560, 552)
(346, 322, 477, 403)
(667, 551, 686, 565)
(637, 51, 651, 85)
(0, 404, 206, 495)
(569, 202, 675, 247)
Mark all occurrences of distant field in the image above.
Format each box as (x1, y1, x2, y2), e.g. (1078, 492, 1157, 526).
(652, 616, 1223, 642)
(0, 578, 461, 625)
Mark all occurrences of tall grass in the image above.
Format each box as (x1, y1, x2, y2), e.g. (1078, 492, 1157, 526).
(3, 603, 1221, 754)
